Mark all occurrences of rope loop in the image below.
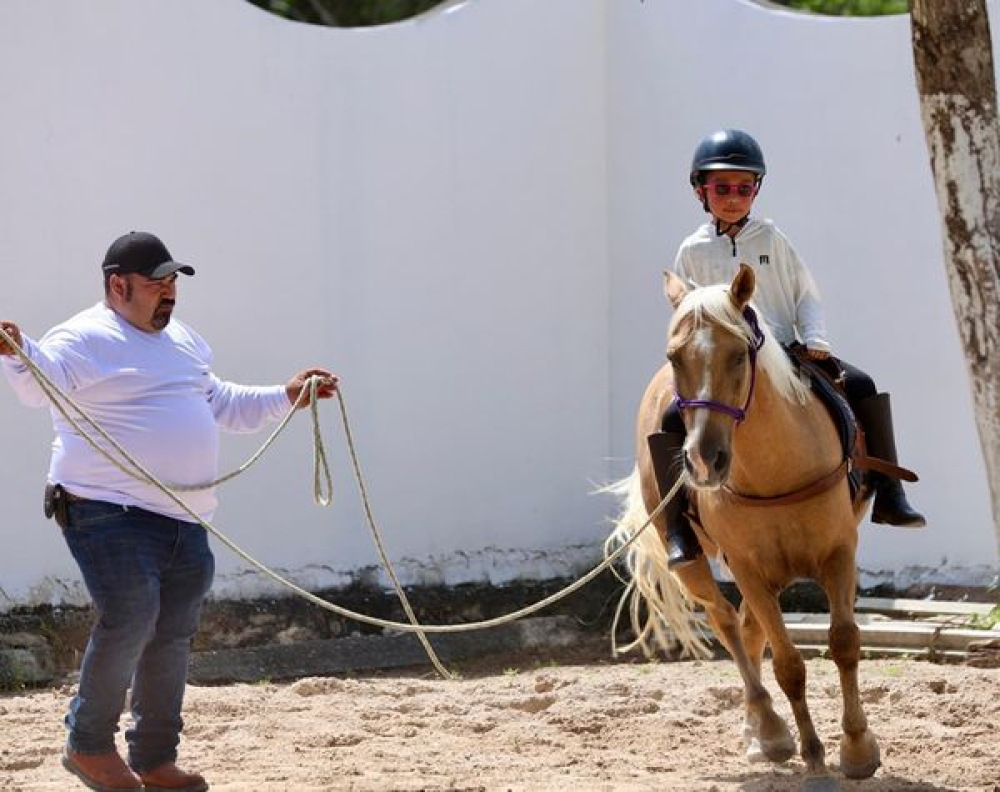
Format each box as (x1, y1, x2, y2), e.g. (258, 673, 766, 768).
(0, 323, 682, 678)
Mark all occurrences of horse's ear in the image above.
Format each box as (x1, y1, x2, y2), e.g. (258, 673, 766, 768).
(663, 270, 689, 309)
(729, 263, 755, 309)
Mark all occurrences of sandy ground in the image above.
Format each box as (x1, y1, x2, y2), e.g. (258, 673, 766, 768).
(2, 641, 998, 792)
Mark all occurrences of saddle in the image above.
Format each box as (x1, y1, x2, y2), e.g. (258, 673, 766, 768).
(785, 346, 864, 503)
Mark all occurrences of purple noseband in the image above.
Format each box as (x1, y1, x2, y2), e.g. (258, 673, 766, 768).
(672, 305, 766, 424)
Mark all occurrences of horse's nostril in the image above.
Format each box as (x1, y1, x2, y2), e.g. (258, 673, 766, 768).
(714, 449, 730, 474)
(683, 452, 695, 476)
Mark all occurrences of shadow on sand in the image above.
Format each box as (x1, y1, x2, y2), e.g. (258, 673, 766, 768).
(714, 767, 966, 792)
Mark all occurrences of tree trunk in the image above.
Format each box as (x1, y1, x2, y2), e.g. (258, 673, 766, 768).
(911, 0, 1000, 558)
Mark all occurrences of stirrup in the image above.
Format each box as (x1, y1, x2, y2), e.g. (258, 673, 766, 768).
(666, 522, 702, 568)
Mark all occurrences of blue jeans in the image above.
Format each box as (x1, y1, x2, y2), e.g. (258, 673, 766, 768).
(61, 500, 214, 772)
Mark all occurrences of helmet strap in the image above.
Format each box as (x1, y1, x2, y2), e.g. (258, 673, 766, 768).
(714, 216, 750, 237)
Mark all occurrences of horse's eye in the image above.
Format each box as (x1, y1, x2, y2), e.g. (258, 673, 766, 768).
(730, 351, 747, 369)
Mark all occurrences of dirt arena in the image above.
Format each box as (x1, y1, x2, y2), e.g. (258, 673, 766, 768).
(2, 637, 998, 792)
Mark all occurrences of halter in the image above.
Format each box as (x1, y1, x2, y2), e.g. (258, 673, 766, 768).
(673, 305, 766, 424)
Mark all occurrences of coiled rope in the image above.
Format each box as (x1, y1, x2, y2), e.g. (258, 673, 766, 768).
(0, 324, 680, 677)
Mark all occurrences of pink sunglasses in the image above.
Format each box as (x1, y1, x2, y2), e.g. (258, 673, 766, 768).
(706, 182, 758, 198)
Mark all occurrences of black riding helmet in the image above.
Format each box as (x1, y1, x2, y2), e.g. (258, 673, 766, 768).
(689, 129, 766, 186)
(690, 129, 766, 233)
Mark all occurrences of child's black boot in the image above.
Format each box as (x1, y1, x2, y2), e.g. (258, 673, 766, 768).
(855, 393, 926, 528)
(647, 431, 702, 566)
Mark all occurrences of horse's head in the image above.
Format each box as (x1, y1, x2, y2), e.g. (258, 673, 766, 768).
(664, 264, 763, 490)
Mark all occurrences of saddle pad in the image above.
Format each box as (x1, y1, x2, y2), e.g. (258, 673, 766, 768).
(787, 350, 864, 501)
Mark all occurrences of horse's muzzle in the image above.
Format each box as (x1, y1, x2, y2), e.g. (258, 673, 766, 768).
(683, 441, 732, 489)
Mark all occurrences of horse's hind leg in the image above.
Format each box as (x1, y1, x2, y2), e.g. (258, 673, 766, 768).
(820, 547, 881, 780)
(673, 557, 794, 764)
(734, 571, 830, 778)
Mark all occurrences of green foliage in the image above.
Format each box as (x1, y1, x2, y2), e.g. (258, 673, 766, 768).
(768, 0, 908, 15)
(245, 0, 447, 27)
(969, 605, 1000, 630)
(971, 576, 1000, 629)
(0, 653, 31, 693)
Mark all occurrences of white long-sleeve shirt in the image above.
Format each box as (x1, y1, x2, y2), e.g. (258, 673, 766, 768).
(673, 217, 830, 352)
(2, 303, 291, 521)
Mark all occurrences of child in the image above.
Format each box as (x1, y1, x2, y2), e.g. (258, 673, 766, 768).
(651, 128, 925, 568)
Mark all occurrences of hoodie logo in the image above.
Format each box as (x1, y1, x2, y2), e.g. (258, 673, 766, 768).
(759, 254, 770, 266)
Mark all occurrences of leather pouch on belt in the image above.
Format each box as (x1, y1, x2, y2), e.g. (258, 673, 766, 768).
(43, 483, 70, 529)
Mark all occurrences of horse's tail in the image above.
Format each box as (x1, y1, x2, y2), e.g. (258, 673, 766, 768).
(604, 468, 712, 660)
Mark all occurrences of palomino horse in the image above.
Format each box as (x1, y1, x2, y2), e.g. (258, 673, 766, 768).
(609, 264, 880, 788)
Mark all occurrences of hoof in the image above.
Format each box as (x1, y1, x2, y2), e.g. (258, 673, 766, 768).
(839, 731, 881, 780)
(762, 736, 797, 764)
(743, 720, 795, 764)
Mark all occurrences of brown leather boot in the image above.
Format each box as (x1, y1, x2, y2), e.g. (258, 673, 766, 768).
(136, 761, 209, 792)
(61, 749, 142, 791)
(648, 430, 701, 567)
(854, 393, 926, 528)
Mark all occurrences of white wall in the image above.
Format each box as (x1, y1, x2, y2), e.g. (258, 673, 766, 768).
(0, 0, 995, 610)
(0, 0, 612, 607)
(607, 0, 997, 588)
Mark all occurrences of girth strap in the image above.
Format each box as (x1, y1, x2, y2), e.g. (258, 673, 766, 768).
(722, 458, 851, 508)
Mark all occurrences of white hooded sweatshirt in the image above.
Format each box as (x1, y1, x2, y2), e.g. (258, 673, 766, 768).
(2, 303, 291, 522)
(672, 217, 830, 353)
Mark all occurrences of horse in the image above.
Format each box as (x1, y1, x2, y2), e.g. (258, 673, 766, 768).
(608, 263, 881, 788)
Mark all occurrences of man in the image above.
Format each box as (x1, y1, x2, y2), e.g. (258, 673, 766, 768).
(0, 231, 338, 792)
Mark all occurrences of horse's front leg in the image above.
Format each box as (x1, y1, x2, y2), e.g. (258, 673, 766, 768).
(672, 556, 794, 764)
(736, 599, 793, 762)
(733, 570, 830, 779)
(820, 547, 881, 780)
(739, 598, 767, 677)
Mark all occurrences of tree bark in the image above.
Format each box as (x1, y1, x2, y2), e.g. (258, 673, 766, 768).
(911, 0, 1000, 558)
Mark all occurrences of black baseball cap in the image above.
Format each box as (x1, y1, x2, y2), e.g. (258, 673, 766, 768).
(101, 231, 195, 279)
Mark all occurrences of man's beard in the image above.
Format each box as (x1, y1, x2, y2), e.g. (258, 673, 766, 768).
(151, 300, 174, 330)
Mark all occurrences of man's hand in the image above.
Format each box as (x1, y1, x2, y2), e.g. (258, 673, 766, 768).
(0, 321, 23, 357)
(285, 368, 339, 408)
(805, 346, 830, 361)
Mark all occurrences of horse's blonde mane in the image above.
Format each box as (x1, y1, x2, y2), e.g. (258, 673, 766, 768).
(670, 284, 811, 405)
